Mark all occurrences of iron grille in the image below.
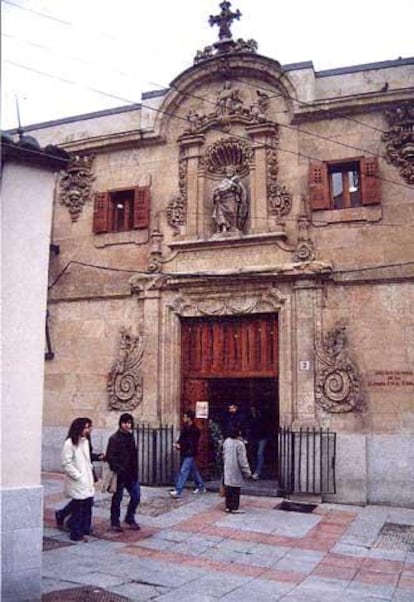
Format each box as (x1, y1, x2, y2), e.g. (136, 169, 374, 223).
(278, 426, 336, 495)
(136, 424, 178, 486)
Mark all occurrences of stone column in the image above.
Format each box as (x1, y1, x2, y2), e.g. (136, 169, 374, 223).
(292, 278, 320, 426)
(246, 123, 278, 234)
(178, 134, 205, 238)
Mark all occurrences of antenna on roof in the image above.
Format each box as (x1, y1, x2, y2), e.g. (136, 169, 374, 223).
(15, 94, 24, 139)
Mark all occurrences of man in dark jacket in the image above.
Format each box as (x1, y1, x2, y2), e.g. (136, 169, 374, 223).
(169, 410, 205, 499)
(106, 413, 140, 531)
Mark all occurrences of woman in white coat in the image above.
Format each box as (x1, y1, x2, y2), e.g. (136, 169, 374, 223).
(61, 417, 95, 541)
(222, 426, 252, 513)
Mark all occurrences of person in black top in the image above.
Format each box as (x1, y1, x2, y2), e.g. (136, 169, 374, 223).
(169, 410, 205, 498)
(221, 403, 247, 440)
(106, 413, 141, 531)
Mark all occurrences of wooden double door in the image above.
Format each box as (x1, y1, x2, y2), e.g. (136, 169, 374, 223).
(181, 313, 279, 477)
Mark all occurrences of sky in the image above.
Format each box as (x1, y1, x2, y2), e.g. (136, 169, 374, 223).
(2, 0, 413, 130)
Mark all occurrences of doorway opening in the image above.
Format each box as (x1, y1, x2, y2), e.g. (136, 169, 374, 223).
(208, 377, 279, 479)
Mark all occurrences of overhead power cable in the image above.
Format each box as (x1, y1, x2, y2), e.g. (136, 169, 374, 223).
(4, 60, 413, 193)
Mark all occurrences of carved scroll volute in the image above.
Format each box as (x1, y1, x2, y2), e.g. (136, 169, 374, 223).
(107, 327, 144, 411)
(315, 324, 364, 413)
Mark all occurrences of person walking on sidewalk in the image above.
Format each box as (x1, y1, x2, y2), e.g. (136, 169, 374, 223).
(61, 417, 95, 542)
(106, 413, 141, 532)
(223, 426, 252, 513)
(169, 410, 205, 499)
(56, 417, 104, 531)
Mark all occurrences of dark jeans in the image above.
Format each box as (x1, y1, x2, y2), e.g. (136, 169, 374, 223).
(70, 497, 93, 538)
(110, 479, 141, 525)
(225, 486, 241, 511)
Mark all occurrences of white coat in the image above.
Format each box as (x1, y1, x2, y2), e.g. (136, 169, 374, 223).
(223, 437, 251, 487)
(61, 437, 94, 500)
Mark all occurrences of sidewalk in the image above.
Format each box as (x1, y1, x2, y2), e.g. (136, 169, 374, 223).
(42, 472, 414, 601)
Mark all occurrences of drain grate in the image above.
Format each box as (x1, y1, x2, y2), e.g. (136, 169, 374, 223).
(373, 522, 414, 552)
(274, 500, 317, 513)
(43, 585, 130, 601)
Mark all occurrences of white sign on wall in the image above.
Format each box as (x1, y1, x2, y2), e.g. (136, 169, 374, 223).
(195, 401, 209, 419)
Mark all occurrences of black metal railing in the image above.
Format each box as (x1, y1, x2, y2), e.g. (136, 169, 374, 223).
(278, 426, 336, 495)
(136, 424, 178, 486)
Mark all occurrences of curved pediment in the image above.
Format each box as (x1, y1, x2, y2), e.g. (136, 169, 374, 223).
(155, 52, 297, 140)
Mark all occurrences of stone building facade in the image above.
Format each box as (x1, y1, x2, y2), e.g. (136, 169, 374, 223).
(13, 3, 413, 506)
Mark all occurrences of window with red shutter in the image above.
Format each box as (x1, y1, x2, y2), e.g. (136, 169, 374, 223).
(93, 192, 111, 233)
(133, 186, 150, 229)
(309, 157, 381, 211)
(360, 157, 380, 205)
(93, 186, 151, 234)
(309, 162, 330, 209)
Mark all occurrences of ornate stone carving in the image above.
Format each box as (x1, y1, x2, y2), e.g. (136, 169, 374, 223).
(182, 83, 270, 136)
(59, 154, 95, 221)
(382, 103, 414, 185)
(266, 135, 292, 222)
(293, 195, 315, 262)
(315, 324, 364, 414)
(167, 148, 187, 235)
(205, 137, 252, 177)
(107, 327, 144, 411)
(169, 288, 286, 317)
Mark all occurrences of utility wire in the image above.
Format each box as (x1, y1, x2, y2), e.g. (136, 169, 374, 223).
(4, 61, 413, 192)
(48, 258, 414, 292)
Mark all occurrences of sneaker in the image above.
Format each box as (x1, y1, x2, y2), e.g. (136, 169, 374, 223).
(125, 520, 141, 531)
(224, 508, 232, 513)
(110, 523, 123, 533)
(231, 509, 246, 514)
(55, 510, 64, 528)
(251, 473, 259, 480)
(169, 490, 180, 498)
(192, 487, 206, 494)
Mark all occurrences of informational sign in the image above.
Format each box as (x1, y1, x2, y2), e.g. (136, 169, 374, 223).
(195, 401, 209, 419)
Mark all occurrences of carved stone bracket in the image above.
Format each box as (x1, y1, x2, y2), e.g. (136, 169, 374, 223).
(382, 103, 414, 185)
(315, 324, 364, 413)
(107, 326, 144, 411)
(59, 154, 95, 221)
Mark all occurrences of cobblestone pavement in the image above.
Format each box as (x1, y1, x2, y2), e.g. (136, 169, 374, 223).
(42, 473, 414, 601)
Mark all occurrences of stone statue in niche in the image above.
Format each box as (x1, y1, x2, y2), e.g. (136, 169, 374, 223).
(212, 165, 248, 233)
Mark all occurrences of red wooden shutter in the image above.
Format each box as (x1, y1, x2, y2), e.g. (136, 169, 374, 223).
(309, 162, 330, 209)
(361, 156, 380, 205)
(133, 186, 150, 229)
(93, 192, 111, 233)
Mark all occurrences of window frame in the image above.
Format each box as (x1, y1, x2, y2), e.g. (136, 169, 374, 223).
(309, 156, 380, 211)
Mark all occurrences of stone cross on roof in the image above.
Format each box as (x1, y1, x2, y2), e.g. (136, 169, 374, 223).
(209, 1, 241, 41)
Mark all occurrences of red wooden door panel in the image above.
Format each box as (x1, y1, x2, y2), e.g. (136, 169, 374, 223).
(181, 314, 278, 378)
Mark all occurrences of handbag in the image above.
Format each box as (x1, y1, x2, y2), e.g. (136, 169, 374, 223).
(219, 484, 226, 497)
(102, 467, 118, 494)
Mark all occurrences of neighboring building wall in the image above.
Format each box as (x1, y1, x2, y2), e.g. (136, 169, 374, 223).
(1, 140, 68, 601)
(13, 46, 414, 506)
